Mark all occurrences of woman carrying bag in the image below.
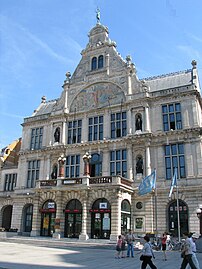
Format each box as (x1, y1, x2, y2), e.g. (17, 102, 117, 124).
(140, 235, 157, 269)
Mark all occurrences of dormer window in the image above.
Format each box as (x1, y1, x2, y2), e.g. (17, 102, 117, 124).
(91, 55, 104, 71)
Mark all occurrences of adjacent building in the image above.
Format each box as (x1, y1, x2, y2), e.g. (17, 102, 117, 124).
(0, 17, 202, 240)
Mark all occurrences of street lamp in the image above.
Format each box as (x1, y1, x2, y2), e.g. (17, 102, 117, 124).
(196, 204, 202, 237)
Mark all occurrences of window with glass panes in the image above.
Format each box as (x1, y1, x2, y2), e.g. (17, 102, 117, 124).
(111, 111, 127, 138)
(4, 173, 17, 191)
(165, 143, 186, 180)
(67, 120, 82, 144)
(88, 116, 103, 141)
(27, 160, 40, 188)
(30, 127, 43, 150)
(162, 103, 182, 131)
(110, 149, 127, 177)
(24, 205, 33, 232)
(65, 155, 80, 178)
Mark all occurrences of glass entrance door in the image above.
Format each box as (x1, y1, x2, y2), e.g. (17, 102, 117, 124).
(91, 212, 111, 239)
(65, 213, 82, 238)
(40, 212, 56, 236)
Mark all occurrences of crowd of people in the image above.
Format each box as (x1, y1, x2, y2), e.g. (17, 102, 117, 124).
(115, 230, 200, 269)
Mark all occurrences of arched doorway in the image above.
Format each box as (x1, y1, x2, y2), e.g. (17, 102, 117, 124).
(23, 204, 33, 233)
(2, 205, 13, 231)
(168, 200, 188, 236)
(121, 200, 131, 234)
(64, 199, 82, 238)
(40, 200, 56, 237)
(90, 153, 102, 177)
(90, 198, 111, 239)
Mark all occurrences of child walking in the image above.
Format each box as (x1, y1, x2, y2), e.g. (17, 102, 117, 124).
(115, 235, 122, 259)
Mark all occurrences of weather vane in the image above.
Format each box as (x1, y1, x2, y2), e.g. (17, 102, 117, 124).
(96, 7, 100, 23)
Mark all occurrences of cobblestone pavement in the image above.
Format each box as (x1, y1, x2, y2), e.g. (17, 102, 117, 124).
(0, 238, 201, 269)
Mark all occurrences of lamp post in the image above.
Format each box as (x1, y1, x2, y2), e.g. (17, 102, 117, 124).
(58, 154, 66, 178)
(196, 204, 202, 237)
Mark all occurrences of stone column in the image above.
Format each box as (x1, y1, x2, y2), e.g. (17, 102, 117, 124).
(79, 198, 89, 240)
(30, 194, 41, 236)
(62, 121, 66, 145)
(52, 191, 63, 239)
(106, 53, 109, 76)
(110, 190, 122, 241)
(127, 145, 133, 180)
(127, 109, 132, 135)
(145, 105, 150, 132)
(146, 144, 151, 176)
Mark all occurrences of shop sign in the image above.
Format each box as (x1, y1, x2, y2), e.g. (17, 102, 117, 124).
(48, 202, 55, 209)
(99, 202, 107, 209)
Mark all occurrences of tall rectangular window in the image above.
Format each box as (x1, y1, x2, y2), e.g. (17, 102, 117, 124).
(110, 149, 127, 177)
(88, 116, 103, 141)
(111, 111, 127, 139)
(162, 103, 182, 131)
(30, 127, 43, 150)
(65, 155, 80, 178)
(67, 120, 82, 144)
(165, 143, 186, 180)
(27, 160, 40, 188)
(4, 173, 17, 191)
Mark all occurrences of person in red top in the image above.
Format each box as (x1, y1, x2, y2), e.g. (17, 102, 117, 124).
(161, 232, 167, 261)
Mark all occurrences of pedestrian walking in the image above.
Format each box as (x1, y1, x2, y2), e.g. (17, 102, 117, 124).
(115, 235, 122, 259)
(125, 229, 135, 257)
(140, 235, 157, 269)
(161, 232, 167, 261)
(180, 232, 197, 269)
(187, 233, 200, 269)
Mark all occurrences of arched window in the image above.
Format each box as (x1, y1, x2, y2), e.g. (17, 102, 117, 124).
(98, 55, 103, 69)
(91, 57, 97, 70)
(24, 204, 33, 232)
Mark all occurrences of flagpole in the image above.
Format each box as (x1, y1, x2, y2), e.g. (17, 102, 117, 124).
(154, 186, 158, 241)
(176, 176, 181, 242)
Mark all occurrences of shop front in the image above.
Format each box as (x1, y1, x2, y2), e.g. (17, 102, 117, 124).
(40, 200, 56, 237)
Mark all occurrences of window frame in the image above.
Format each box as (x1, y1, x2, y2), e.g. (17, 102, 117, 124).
(164, 143, 186, 180)
(111, 111, 127, 139)
(65, 155, 80, 178)
(110, 149, 127, 178)
(27, 160, 40, 188)
(67, 120, 82, 144)
(162, 103, 182, 131)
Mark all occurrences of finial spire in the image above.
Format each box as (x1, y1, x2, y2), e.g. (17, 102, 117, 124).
(96, 7, 100, 24)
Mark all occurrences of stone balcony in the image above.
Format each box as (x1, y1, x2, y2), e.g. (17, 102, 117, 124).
(36, 175, 134, 190)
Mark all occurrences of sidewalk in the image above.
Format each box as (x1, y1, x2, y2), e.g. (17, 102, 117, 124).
(0, 236, 201, 269)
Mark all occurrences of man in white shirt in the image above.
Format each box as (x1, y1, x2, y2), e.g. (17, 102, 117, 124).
(180, 232, 197, 269)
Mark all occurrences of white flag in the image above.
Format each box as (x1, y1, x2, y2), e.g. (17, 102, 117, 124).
(169, 169, 177, 198)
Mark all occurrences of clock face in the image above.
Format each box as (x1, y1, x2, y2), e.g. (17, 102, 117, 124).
(136, 202, 143, 209)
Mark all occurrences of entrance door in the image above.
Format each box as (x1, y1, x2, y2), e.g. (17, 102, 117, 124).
(91, 198, 111, 239)
(65, 213, 82, 238)
(2, 205, 13, 231)
(40, 200, 56, 237)
(64, 199, 82, 238)
(91, 212, 110, 239)
(168, 200, 188, 236)
(41, 212, 56, 236)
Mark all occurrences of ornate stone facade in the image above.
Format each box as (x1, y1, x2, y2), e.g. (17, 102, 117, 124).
(0, 19, 202, 241)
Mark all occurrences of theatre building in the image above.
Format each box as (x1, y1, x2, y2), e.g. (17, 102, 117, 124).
(0, 17, 202, 240)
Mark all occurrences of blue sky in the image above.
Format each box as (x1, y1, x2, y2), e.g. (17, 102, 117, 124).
(1, 0, 202, 148)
